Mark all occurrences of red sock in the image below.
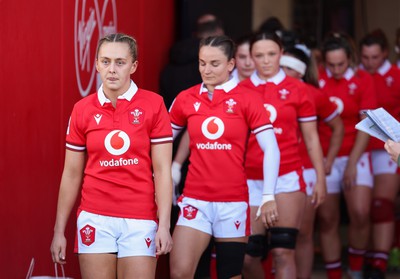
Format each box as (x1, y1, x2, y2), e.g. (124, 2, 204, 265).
(348, 247, 366, 271)
(210, 251, 217, 279)
(325, 260, 342, 279)
(372, 251, 389, 272)
(262, 253, 274, 279)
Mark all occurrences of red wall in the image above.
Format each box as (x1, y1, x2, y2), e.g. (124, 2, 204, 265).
(0, 1, 174, 278)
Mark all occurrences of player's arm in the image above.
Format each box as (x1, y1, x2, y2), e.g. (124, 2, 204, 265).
(324, 115, 344, 174)
(344, 114, 370, 188)
(152, 142, 173, 255)
(255, 129, 280, 228)
(300, 120, 326, 208)
(51, 149, 85, 264)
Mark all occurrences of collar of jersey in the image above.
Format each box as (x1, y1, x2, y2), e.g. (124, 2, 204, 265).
(377, 60, 391, 76)
(250, 69, 285, 86)
(326, 67, 355, 80)
(97, 80, 138, 106)
(199, 77, 238, 95)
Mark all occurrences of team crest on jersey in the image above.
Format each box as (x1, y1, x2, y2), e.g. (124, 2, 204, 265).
(80, 224, 95, 246)
(183, 205, 198, 220)
(224, 98, 237, 114)
(129, 108, 144, 124)
(193, 102, 201, 112)
(319, 79, 326, 88)
(278, 88, 290, 100)
(386, 76, 394, 87)
(348, 82, 357, 94)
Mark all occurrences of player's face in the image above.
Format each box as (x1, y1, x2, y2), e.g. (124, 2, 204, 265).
(251, 39, 282, 80)
(235, 42, 255, 80)
(96, 42, 138, 95)
(199, 45, 235, 91)
(361, 44, 387, 74)
(325, 49, 350, 80)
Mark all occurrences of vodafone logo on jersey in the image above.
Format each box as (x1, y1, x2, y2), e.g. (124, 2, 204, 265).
(104, 130, 130, 155)
(264, 104, 282, 135)
(264, 104, 277, 123)
(197, 117, 232, 150)
(201, 117, 225, 140)
(329, 97, 344, 114)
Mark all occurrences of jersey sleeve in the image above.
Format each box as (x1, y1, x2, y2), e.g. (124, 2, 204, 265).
(243, 88, 273, 134)
(150, 98, 173, 144)
(297, 84, 317, 122)
(169, 92, 188, 132)
(65, 103, 86, 152)
(314, 86, 339, 122)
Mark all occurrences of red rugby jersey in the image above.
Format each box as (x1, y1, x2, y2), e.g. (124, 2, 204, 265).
(242, 70, 317, 178)
(318, 68, 377, 156)
(366, 61, 400, 150)
(66, 81, 172, 220)
(169, 79, 272, 202)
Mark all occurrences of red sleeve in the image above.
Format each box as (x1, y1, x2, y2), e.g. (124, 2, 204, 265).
(66, 102, 86, 151)
(297, 83, 317, 122)
(150, 97, 173, 144)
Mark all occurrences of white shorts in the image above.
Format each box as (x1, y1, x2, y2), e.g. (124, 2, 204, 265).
(326, 152, 373, 194)
(75, 210, 158, 257)
(247, 170, 306, 206)
(371, 149, 398, 175)
(176, 196, 250, 238)
(303, 168, 317, 196)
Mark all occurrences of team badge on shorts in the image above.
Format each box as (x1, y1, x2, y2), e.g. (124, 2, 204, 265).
(80, 224, 95, 246)
(183, 205, 198, 220)
(129, 108, 145, 125)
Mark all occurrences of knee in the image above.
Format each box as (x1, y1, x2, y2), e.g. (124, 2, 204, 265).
(215, 242, 246, 278)
(245, 234, 266, 258)
(371, 198, 395, 224)
(350, 206, 371, 226)
(268, 227, 298, 250)
(170, 263, 194, 279)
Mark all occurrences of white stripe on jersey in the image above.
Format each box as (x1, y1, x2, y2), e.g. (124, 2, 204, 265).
(151, 137, 173, 143)
(324, 110, 340, 122)
(66, 143, 86, 151)
(171, 123, 183, 130)
(298, 116, 317, 122)
(253, 124, 273, 134)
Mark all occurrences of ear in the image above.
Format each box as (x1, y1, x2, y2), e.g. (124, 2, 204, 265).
(130, 60, 138, 74)
(95, 59, 100, 72)
(227, 58, 235, 72)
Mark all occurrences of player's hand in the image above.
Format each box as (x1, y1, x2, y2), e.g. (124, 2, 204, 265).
(171, 162, 182, 205)
(311, 180, 326, 208)
(50, 232, 67, 264)
(343, 162, 357, 190)
(155, 226, 173, 256)
(385, 140, 400, 164)
(257, 200, 278, 229)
